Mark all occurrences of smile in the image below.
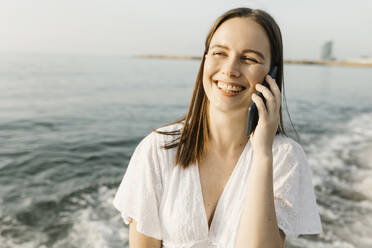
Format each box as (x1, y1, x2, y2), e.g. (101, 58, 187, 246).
(213, 80, 246, 96)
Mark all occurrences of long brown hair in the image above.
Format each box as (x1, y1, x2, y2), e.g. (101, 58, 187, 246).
(152, 7, 298, 169)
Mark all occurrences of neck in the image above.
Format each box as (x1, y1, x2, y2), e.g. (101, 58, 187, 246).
(206, 104, 249, 154)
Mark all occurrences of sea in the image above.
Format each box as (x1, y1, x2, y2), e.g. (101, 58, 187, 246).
(0, 53, 371, 248)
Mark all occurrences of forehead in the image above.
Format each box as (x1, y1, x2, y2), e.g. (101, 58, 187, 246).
(210, 17, 270, 54)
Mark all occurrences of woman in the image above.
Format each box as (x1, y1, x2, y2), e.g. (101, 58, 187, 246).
(113, 7, 323, 248)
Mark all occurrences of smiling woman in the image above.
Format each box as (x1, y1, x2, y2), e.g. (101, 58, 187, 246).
(113, 7, 323, 248)
(203, 17, 272, 112)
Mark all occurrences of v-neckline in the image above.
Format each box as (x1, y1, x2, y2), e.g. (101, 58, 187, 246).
(195, 140, 250, 236)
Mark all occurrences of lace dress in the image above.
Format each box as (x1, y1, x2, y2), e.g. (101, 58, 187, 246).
(113, 123, 323, 247)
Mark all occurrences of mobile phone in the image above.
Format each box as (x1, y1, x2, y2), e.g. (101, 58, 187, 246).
(245, 66, 278, 136)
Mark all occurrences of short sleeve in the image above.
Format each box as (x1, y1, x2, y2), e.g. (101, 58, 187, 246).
(273, 140, 323, 239)
(113, 132, 163, 240)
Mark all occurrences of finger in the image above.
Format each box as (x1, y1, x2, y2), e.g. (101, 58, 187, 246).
(255, 83, 276, 114)
(266, 75, 281, 111)
(251, 93, 267, 120)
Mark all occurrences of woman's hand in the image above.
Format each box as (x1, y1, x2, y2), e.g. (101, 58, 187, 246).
(250, 74, 281, 156)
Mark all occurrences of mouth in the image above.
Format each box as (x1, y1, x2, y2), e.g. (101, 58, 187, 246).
(213, 80, 246, 95)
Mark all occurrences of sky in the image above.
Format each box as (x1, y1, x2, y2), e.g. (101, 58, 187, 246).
(1, 0, 372, 60)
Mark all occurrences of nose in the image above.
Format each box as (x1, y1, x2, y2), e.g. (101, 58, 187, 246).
(221, 55, 240, 78)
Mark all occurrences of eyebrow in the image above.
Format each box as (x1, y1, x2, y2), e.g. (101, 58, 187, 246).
(210, 44, 265, 60)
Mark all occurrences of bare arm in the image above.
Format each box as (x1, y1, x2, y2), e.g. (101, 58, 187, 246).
(128, 218, 162, 248)
(235, 152, 285, 248)
(233, 72, 286, 247)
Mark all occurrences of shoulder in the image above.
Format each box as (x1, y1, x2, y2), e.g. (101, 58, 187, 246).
(152, 122, 184, 144)
(136, 122, 183, 148)
(272, 134, 308, 168)
(134, 122, 183, 168)
(273, 134, 305, 155)
(154, 122, 184, 134)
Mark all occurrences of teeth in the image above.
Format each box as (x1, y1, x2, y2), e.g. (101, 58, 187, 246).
(217, 81, 244, 92)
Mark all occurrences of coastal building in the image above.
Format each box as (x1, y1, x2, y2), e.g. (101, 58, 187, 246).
(321, 40, 335, 60)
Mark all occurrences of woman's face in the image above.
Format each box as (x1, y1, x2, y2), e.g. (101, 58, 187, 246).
(202, 17, 272, 112)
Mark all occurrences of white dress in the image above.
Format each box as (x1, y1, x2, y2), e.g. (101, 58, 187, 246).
(113, 123, 323, 248)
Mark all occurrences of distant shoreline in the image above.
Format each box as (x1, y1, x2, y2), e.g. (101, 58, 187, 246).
(133, 55, 372, 68)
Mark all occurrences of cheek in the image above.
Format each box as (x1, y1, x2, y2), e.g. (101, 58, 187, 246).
(203, 57, 220, 76)
(202, 58, 218, 88)
(244, 65, 268, 86)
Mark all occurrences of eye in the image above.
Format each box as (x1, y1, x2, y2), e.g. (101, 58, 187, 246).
(212, 51, 226, 56)
(241, 56, 259, 63)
